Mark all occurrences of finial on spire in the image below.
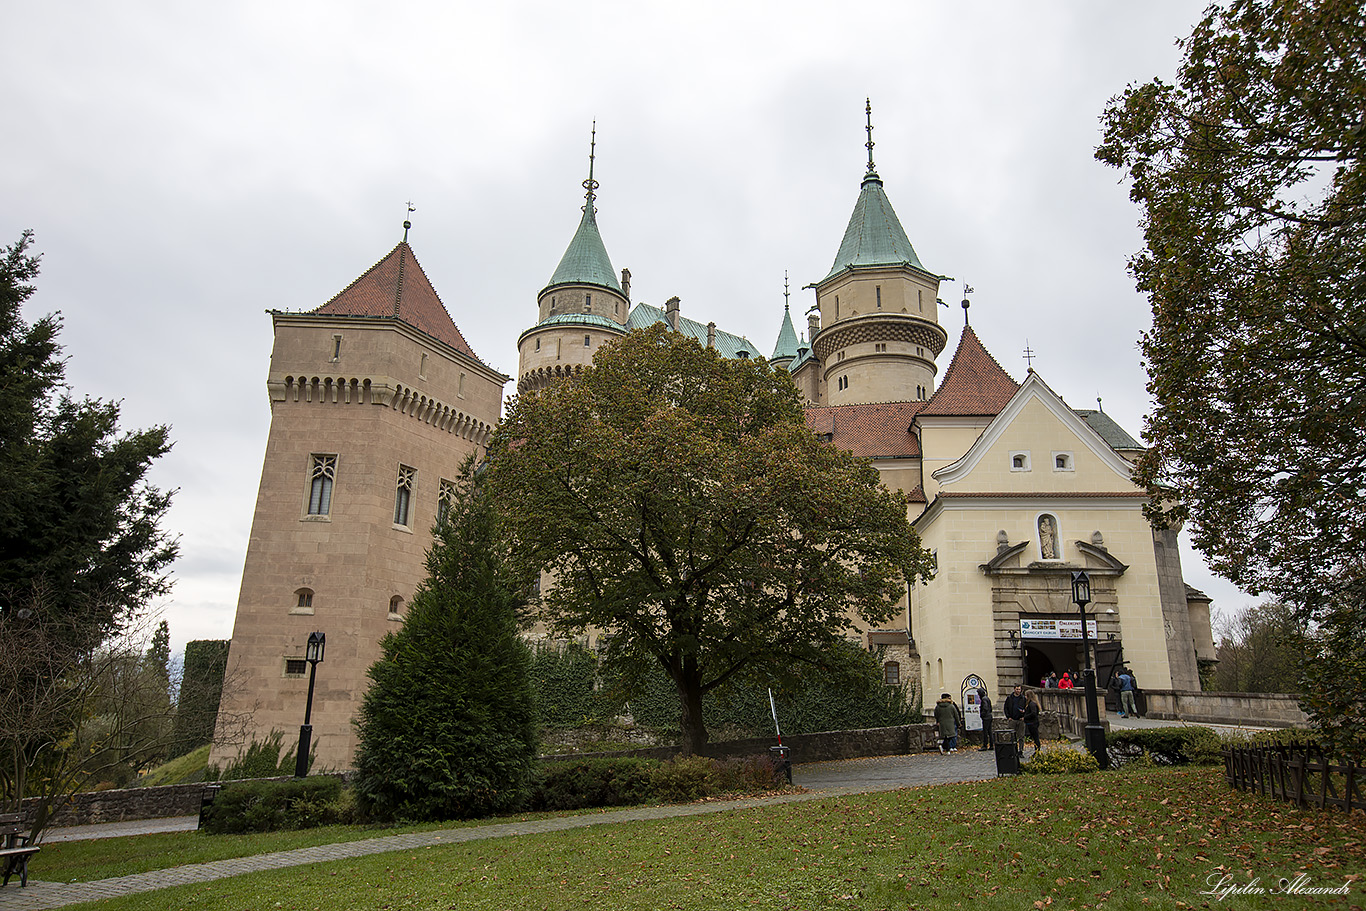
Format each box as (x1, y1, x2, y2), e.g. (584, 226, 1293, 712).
(1097, 395, 1104, 413)
(583, 122, 599, 215)
(783, 270, 791, 311)
(864, 98, 876, 175)
(403, 200, 415, 242)
(961, 283, 974, 326)
(1023, 340, 1036, 371)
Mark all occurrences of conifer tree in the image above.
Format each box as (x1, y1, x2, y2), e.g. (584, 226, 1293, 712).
(352, 459, 537, 821)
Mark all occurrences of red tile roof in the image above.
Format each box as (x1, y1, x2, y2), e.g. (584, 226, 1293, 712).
(919, 325, 1018, 417)
(311, 242, 482, 363)
(805, 401, 925, 459)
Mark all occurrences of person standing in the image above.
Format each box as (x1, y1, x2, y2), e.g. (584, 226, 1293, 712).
(1005, 685, 1028, 756)
(978, 688, 994, 751)
(1118, 668, 1138, 718)
(1058, 671, 1074, 690)
(1023, 689, 1042, 754)
(934, 693, 963, 753)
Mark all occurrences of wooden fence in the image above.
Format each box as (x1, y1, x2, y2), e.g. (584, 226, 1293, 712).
(1225, 745, 1364, 813)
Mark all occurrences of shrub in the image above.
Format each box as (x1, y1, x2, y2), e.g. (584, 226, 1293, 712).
(708, 754, 780, 792)
(1106, 726, 1224, 767)
(1022, 745, 1099, 775)
(201, 777, 352, 834)
(650, 755, 713, 802)
(352, 461, 538, 822)
(527, 758, 658, 811)
(209, 730, 310, 781)
(1223, 727, 1319, 750)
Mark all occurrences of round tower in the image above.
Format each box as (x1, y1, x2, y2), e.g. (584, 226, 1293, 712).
(810, 101, 948, 406)
(518, 126, 630, 394)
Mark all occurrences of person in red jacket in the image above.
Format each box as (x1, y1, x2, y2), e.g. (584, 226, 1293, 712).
(1058, 671, 1074, 690)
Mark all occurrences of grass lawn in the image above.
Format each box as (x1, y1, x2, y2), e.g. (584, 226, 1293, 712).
(51, 766, 1366, 910)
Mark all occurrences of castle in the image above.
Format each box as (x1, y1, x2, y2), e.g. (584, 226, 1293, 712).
(210, 110, 1216, 771)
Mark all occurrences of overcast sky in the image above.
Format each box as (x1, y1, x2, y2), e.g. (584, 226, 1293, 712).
(3, 2, 1254, 657)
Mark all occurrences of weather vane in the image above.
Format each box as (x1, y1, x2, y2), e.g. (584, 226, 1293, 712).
(961, 283, 974, 325)
(1023, 341, 1036, 370)
(864, 98, 876, 175)
(583, 122, 599, 215)
(403, 201, 415, 242)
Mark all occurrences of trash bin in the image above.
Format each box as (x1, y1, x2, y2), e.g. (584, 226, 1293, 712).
(993, 730, 1020, 776)
(198, 784, 222, 829)
(769, 745, 792, 785)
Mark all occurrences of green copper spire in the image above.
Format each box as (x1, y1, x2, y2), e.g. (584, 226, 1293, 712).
(545, 123, 623, 293)
(771, 271, 800, 361)
(821, 99, 925, 282)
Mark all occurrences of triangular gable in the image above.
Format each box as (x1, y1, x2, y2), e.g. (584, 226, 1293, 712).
(313, 243, 483, 363)
(931, 371, 1135, 486)
(919, 325, 1018, 417)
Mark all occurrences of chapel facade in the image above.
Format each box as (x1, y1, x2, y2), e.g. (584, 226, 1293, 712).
(212, 109, 1216, 771)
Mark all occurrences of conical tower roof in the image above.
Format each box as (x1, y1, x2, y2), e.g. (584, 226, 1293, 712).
(545, 206, 622, 292)
(311, 241, 483, 362)
(919, 324, 1018, 417)
(544, 125, 622, 294)
(771, 305, 800, 361)
(821, 100, 926, 283)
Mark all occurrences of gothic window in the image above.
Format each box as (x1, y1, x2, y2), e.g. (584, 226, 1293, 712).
(1038, 513, 1060, 560)
(389, 595, 403, 618)
(307, 455, 336, 515)
(394, 464, 416, 527)
(437, 478, 456, 524)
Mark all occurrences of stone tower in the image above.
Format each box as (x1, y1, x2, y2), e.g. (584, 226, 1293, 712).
(791, 101, 948, 406)
(517, 128, 631, 393)
(210, 233, 507, 771)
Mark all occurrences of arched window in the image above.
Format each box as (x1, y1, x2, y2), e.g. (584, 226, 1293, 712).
(388, 595, 403, 618)
(1010, 451, 1031, 471)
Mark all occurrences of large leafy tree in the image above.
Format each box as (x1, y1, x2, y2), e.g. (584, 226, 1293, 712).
(352, 458, 538, 821)
(0, 231, 179, 821)
(487, 324, 930, 755)
(1097, 1, 1366, 749)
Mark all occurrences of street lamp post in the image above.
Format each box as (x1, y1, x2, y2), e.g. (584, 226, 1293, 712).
(1071, 572, 1109, 770)
(295, 631, 325, 778)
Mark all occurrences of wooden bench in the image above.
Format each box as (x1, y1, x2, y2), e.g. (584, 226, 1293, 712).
(0, 812, 40, 888)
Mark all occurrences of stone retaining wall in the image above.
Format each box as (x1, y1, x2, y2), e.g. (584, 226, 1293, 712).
(1142, 690, 1308, 727)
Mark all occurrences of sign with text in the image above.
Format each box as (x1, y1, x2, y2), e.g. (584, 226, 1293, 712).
(1019, 618, 1098, 640)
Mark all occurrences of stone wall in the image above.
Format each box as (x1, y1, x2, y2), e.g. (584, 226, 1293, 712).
(1142, 691, 1308, 727)
(542, 723, 944, 765)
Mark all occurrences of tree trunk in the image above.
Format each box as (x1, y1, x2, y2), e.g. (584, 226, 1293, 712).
(676, 659, 709, 756)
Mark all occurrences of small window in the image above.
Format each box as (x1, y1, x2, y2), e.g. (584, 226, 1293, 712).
(437, 478, 456, 524)
(394, 464, 416, 526)
(307, 455, 337, 515)
(296, 590, 313, 608)
(918, 289, 923, 311)
(458, 373, 465, 398)
(585, 335, 591, 347)
(1054, 452, 1074, 471)
(876, 286, 882, 308)
(419, 353, 428, 379)
(550, 296, 556, 310)
(535, 338, 540, 351)
(585, 293, 592, 310)
(883, 662, 901, 686)
(1010, 452, 1031, 472)
(388, 595, 403, 619)
(331, 335, 342, 361)
(284, 658, 308, 677)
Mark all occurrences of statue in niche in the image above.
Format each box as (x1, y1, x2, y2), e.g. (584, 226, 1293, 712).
(1038, 514, 1058, 560)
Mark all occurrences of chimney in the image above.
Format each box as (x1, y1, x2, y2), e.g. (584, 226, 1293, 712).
(621, 268, 631, 302)
(707, 321, 716, 349)
(665, 296, 681, 332)
(807, 310, 820, 341)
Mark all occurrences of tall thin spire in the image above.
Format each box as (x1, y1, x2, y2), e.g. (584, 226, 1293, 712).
(864, 98, 877, 177)
(583, 122, 599, 216)
(783, 270, 791, 311)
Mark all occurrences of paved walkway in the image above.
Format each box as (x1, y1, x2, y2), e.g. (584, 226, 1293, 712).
(0, 749, 1002, 910)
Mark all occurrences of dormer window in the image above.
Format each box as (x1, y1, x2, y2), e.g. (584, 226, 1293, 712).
(1010, 451, 1031, 472)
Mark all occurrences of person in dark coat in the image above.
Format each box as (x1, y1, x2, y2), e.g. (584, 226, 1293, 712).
(977, 688, 994, 751)
(1004, 685, 1028, 756)
(933, 693, 963, 753)
(1023, 689, 1042, 753)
